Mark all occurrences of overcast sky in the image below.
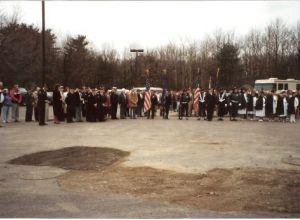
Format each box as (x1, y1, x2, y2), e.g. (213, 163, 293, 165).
(1, 1, 300, 53)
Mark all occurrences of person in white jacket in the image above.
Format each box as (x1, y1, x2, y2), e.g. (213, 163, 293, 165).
(288, 91, 299, 123)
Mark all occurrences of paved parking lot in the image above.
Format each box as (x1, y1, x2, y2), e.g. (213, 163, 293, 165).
(0, 107, 299, 217)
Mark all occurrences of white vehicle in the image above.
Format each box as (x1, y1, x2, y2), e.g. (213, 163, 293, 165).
(133, 87, 163, 93)
(254, 78, 300, 93)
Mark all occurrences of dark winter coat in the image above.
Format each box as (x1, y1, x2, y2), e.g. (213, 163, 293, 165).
(239, 93, 247, 109)
(288, 97, 296, 115)
(276, 96, 284, 116)
(53, 90, 64, 121)
(255, 96, 264, 110)
(265, 94, 274, 116)
(247, 94, 254, 111)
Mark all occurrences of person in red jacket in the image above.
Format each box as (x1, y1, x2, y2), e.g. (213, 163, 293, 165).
(9, 84, 22, 122)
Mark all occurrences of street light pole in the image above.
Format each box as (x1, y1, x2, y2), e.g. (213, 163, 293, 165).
(41, 0, 46, 87)
(130, 49, 144, 86)
(0, 33, 3, 46)
(162, 69, 167, 91)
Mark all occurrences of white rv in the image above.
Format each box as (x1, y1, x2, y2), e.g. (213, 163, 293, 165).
(254, 78, 300, 92)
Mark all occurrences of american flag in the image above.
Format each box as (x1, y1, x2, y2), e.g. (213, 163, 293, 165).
(193, 86, 200, 111)
(144, 76, 151, 112)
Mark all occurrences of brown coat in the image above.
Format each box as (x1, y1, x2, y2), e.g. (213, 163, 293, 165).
(129, 92, 138, 108)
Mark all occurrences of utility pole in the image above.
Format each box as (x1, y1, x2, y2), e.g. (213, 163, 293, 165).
(130, 49, 144, 86)
(41, 1, 46, 87)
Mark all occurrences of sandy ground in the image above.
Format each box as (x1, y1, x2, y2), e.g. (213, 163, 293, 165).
(0, 106, 300, 217)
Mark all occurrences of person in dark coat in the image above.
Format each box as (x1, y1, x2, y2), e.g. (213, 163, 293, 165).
(82, 88, 90, 120)
(81, 87, 87, 118)
(110, 87, 119, 119)
(179, 89, 190, 120)
(163, 90, 172, 119)
(137, 89, 144, 117)
(255, 91, 265, 121)
(95, 88, 107, 122)
(85, 88, 97, 122)
(265, 90, 274, 121)
(288, 92, 295, 115)
(147, 90, 158, 119)
(74, 88, 82, 122)
(276, 93, 284, 118)
(197, 89, 206, 120)
(38, 86, 48, 126)
(238, 88, 248, 119)
(119, 89, 127, 119)
(205, 88, 216, 121)
(65, 88, 76, 123)
(217, 88, 227, 121)
(246, 89, 254, 120)
(229, 88, 239, 121)
(25, 89, 34, 122)
(52, 84, 64, 123)
(172, 91, 177, 112)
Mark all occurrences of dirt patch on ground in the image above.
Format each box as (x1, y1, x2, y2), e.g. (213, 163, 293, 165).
(8, 146, 129, 170)
(58, 166, 300, 213)
(8, 146, 300, 213)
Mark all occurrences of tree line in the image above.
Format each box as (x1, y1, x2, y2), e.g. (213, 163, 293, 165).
(0, 12, 299, 90)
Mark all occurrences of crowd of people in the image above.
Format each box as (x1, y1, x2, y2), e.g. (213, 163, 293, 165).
(0, 81, 300, 127)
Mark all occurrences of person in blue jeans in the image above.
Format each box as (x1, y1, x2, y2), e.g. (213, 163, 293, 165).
(1, 89, 13, 124)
